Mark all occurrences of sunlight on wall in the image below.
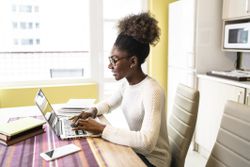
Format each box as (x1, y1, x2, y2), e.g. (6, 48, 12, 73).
(148, 0, 176, 112)
(0, 83, 97, 108)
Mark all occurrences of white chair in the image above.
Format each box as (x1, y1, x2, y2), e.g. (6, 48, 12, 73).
(168, 84, 200, 167)
(206, 100, 250, 167)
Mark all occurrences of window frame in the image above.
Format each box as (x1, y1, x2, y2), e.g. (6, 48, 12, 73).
(0, 0, 148, 100)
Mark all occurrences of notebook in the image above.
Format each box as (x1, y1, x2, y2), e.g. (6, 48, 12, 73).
(0, 117, 45, 137)
(0, 117, 45, 145)
(34, 89, 100, 139)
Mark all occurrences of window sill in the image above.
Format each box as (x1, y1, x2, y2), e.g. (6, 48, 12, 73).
(0, 78, 96, 88)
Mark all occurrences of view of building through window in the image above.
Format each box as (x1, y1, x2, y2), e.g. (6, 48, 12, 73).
(0, 0, 146, 99)
(0, 0, 90, 83)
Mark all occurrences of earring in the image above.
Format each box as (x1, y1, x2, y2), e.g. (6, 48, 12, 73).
(130, 65, 133, 68)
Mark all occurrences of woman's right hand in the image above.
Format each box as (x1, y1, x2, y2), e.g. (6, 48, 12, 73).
(69, 107, 97, 126)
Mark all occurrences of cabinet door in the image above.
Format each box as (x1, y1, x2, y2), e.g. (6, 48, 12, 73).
(246, 89, 250, 105)
(223, 0, 250, 19)
(195, 78, 245, 157)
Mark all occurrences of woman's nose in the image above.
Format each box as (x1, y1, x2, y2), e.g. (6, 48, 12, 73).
(108, 63, 113, 69)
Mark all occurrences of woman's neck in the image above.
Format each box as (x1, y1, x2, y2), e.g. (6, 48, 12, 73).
(126, 68, 147, 85)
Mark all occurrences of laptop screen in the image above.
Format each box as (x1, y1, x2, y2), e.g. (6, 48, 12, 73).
(35, 89, 60, 135)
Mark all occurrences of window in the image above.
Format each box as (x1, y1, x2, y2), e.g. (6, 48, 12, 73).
(0, 0, 147, 99)
(0, 0, 89, 52)
(0, 0, 90, 83)
(102, 0, 147, 98)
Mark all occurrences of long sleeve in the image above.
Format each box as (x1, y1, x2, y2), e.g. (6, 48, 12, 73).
(98, 77, 171, 167)
(95, 82, 125, 115)
(102, 85, 163, 154)
(99, 77, 170, 167)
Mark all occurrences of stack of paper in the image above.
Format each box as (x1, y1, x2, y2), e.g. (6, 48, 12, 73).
(56, 99, 96, 117)
(62, 99, 96, 109)
(0, 117, 46, 146)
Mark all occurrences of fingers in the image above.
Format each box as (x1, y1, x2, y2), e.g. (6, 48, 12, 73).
(68, 115, 77, 120)
(72, 118, 85, 127)
(69, 116, 80, 125)
(77, 118, 89, 125)
(72, 118, 104, 134)
(69, 112, 85, 124)
(72, 125, 85, 131)
(73, 118, 94, 128)
(72, 119, 89, 130)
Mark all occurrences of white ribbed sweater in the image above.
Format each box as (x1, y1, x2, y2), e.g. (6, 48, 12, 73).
(95, 76, 171, 167)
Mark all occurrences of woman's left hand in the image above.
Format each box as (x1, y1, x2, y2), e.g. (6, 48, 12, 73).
(73, 118, 106, 134)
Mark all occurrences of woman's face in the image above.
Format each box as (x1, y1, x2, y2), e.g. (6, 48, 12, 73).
(108, 47, 131, 81)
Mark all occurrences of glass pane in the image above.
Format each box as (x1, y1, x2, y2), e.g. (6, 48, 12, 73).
(104, 21, 118, 51)
(104, 51, 113, 78)
(0, 0, 91, 83)
(103, 0, 143, 19)
(228, 29, 248, 44)
(39, 0, 89, 51)
(0, 52, 91, 82)
(0, 0, 89, 52)
(103, 0, 145, 80)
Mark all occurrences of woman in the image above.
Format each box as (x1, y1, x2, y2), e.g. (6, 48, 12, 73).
(71, 12, 171, 167)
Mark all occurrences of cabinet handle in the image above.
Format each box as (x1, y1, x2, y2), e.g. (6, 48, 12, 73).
(237, 91, 242, 102)
(246, 93, 250, 104)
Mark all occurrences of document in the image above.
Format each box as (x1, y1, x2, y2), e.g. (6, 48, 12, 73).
(56, 99, 96, 117)
(62, 99, 96, 109)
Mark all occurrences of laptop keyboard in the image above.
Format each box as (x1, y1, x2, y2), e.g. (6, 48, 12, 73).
(63, 119, 86, 136)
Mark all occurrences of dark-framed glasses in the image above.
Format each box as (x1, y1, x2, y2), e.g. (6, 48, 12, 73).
(108, 56, 128, 66)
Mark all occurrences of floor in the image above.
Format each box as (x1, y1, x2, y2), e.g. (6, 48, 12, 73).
(185, 147, 207, 167)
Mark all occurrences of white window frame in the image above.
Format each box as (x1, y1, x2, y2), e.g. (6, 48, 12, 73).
(0, 0, 148, 101)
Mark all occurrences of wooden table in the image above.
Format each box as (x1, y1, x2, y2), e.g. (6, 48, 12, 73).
(0, 105, 146, 167)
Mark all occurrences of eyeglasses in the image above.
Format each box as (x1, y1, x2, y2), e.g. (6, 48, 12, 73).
(108, 56, 128, 66)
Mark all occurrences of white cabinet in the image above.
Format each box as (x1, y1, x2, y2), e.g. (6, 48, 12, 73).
(168, 0, 235, 118)
(223, 0, 250, 20)
(195, 75, 250, 158)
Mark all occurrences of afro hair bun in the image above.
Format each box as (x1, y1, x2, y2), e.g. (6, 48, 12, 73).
(117, 12, 160, 46)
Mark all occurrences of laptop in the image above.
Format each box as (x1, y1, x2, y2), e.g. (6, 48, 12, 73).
(34, 89, 99, 139)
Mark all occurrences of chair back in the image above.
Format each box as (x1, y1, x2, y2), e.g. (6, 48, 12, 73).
(206, 101, 250, 167)
(168, 84, 200, 167)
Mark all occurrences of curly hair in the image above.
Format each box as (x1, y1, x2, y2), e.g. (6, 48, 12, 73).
(117, 12, 160, 46)
(114, 12, 160, 65)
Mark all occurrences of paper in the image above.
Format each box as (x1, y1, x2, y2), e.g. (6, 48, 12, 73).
(56, 108, 85, 115)
(62, 99, 96, 109)
(55, 112, 80, 117)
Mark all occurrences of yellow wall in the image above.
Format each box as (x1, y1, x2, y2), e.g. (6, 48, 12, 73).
(0, 83, 98, 108)
(148, 0, 175, 111)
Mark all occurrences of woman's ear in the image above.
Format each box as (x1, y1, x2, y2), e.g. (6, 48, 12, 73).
(129, 56, 138, 68)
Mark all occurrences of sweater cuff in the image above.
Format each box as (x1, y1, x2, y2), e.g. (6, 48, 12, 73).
(101, 124, 114, 140)
(94, 101, 110, 115)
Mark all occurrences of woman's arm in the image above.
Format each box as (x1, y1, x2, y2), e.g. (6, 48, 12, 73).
(102, 85, 164, 154)
(71, 82, 125, 131)
(95, 82, 125, 115)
